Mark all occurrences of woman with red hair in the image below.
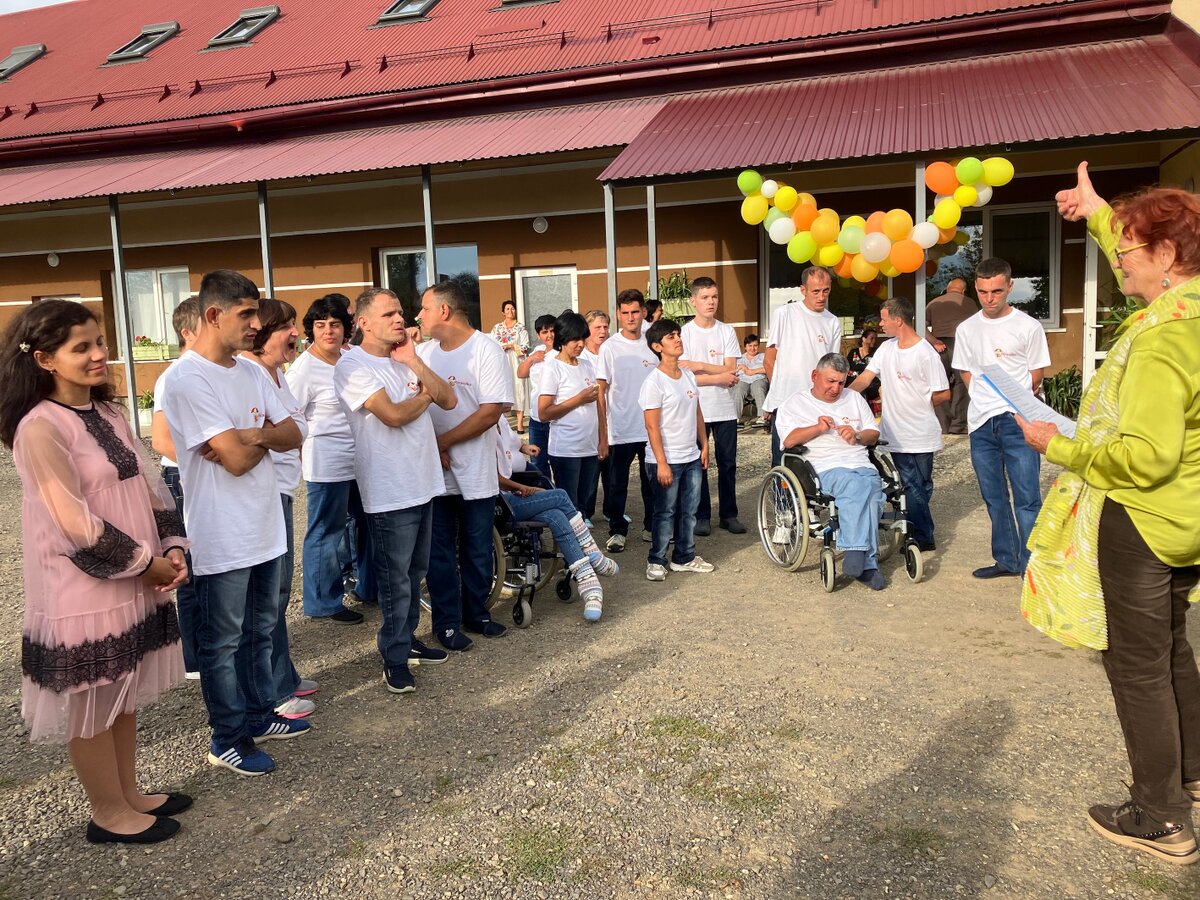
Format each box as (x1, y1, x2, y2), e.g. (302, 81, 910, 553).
(1020, 165, 1200, 865)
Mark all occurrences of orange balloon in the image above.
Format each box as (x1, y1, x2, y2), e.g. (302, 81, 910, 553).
(833, 254, 855, 279)
(925, 161, 959, 196)
(882, 209, 914, 243)
(890, 239, 924, 274)
(791, 204, 820, 232)
(796, 192, 817, 208)
(937, 225, 957, 244)
(810, 213, 840, 245)
(865, 211, 886, 234)
(818, 207, 839, 219)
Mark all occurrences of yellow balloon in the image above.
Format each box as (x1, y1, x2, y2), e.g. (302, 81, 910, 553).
(796, 192, 817, 208)
(818, 207, 839, 219)
(882, 209, 914, 242)
(842, 215, 867, 230)
(879, 260, 900, 279)
(982, 157, 1015, 187)
(850, 254, 879, 283)
(931, 198, 962, 229)
(810, 213, 840, 245)
(740, 194, 769, 226)
(953, 184, 978, 207)
(773, 186, 799, 213)
(816, 243, 845, 267)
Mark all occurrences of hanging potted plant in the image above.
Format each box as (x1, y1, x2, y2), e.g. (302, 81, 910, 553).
(132, 335, 169, 361)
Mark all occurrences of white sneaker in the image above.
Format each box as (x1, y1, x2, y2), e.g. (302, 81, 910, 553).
(670, 556, 716, 574)
(274, 696, 316, 719)
(646, 563, 668, 581)
(606, 533, 626, 552)
(185, 671, 201, 681)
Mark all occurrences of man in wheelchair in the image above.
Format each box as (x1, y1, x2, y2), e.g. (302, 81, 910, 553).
(776, 352, 887, 590)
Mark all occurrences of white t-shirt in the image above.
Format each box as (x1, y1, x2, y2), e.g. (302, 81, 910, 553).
(152, 361, 180, 468)
(737, 353, 767, 384)
(581, 347, 601, 370)
(417, 330, 514, 500)
(763, 303, 843, 413)
(681, 319, 740, 423)
(539, 355, 599, 457)
(334, 346, 445, 514)
(867, 338, 949, 454)
(952, 308, 1051, 433)
(495, 417, 528, 479)
(526, 347, 558, 423)
(775, 389, 875, 474)
(259, 366, 307, 497)
(597, 331, 659, 444)
(160, 354, 288, 575)
(285, 350, 355, 483)
(638, 367, 701, 466)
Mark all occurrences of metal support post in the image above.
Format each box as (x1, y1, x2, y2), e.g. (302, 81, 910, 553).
(646, 184, 658, 297)
(603, 182, 617, 317)
(914, 161, 928, 336)
(257, 181, 274, 296)
(108, 196, 140, 433)
(422, 165, 438, 287)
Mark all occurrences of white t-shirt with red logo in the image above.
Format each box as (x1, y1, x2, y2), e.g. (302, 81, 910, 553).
(334, 346, 445, 514)
(952, 308, 1051, 433)
(538, 355, 599, 457)
(681, 319, 741, 423)
(418, 331, 514, 500)
(866, 338, 949, 454)
(597, 331, 659, 444)
(775, 388, 875, 474)
(285, 349, 356, 483)
(262, 369, 307, 498)
(495, 416, 529, 479)
(526, 347, 558, 424)
(160, 354, 289, 575)
(763, 303, 843, 413)
(638, 367, 701, 466)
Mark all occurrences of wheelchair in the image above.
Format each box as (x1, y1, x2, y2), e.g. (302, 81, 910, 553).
(756, 444, 925, 591)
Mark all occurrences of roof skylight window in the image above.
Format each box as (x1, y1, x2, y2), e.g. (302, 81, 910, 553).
(208, 6, 280, 47)
(0, 43, 46, 81)
(378, 0, 439, 22)
(107, 22, 179, 63)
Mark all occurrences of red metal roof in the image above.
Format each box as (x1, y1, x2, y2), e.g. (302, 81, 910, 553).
(0, 0, 1121, 143)
(0, 96, 663, 206)
(599, 35, 1200, 181)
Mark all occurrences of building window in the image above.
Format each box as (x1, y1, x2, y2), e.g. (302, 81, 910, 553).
(0, 43, 46, 81)
(122, 268, 191, 359)
(513, 266, 577, 329)
(108, 22, 179, 63)
(987, 206, 1060, 326)
(379, 245, 480, 330)
(378, 0, 439, 22)
(208, 6, 279, 48)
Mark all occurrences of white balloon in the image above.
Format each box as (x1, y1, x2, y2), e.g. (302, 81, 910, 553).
(768, 216, 796, 245)
(911, 221, 940, 250)
(934, 193, 951, 206)
(972, 184, 993, 207)
(760, 179, 779, 199)
(860, 232, 892, 264)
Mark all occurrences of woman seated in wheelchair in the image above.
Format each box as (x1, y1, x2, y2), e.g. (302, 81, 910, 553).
(776, 352, 887, 590)
(494, 417, 619, 622)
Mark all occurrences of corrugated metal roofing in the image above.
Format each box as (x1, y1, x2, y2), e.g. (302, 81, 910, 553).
(599, 36, 1200, 181)
(0, 96, 663, 206)
(0, 0, 1108, 142)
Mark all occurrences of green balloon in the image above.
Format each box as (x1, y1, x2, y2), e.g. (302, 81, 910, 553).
(737, 169, 763, 196)
(764, 207, 786, 229)
(787, 232, 817, 264)
(955, 157, 984, 187)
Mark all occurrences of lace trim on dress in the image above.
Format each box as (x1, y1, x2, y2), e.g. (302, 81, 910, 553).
(75, 406, 139, 481)
(153, 508, 184, 542)
(22, 603, 181, 693)
(69, 521, 140, 579)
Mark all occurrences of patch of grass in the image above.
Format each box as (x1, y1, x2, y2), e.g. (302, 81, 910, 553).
(884, 826, 946, 853)
(774, 725, 805, 742)
(430, 857, 480, 878)
(1123, 869, 1186, 896)
(505, 826, 572, 881)
(671, 866, 742, 890)
(0, 777, 20, 793)
(340, 839, 369, 860)
(430, 798, 467, 817)
(682, 768, 781, 814)
(433, 774, 456, 792)
(647, 715, 722, 741)
(544, 748, 580, 780)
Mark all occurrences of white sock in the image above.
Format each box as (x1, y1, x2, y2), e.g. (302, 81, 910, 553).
(587, 550, 620, 577)
(569, 513, 601, 556)
(569, 557, 602, 600)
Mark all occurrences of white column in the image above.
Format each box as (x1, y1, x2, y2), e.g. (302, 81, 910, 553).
(422, 165, 437, 287)
(257, 181, 274, 296)
(914, 161, 928, 336)
(646, 184, 658, 298)
(107, 196, 140, 432)
(603, 182, 617, 318)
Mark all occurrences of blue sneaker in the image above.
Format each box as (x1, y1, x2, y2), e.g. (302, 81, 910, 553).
(208, 738, 275, 776)
(249, 715, 312, 744)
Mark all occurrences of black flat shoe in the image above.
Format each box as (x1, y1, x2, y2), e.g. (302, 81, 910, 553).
(86, 816, 180, 845)
(147, 792, 193, 817)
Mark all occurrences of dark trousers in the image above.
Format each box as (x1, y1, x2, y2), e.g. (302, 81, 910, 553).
(933, 337, 969, 434)
(891, 452, 935, 545)
(606, 441, 653, 537)
(1098, 499, 1200, 822)
(368, 501, 431, 674)
(697, 419, 738, 523)
(549, 454, 599, 522)
(427, 494, 496, 634)
(162, 466, 200, 673)
(527, 419, 551, 477)
(770, 415, 783, 468)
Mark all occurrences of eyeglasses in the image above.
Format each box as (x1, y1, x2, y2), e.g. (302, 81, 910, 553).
(1113, 242, 1150, 265)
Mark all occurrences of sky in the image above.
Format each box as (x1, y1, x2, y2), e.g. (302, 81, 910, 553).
(0, 0, 70, 13)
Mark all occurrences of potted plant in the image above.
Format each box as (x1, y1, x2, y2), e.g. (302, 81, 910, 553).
(136, 389, 154, 430)
(132, 335, 169, 361)
(652, 271, 694, 323)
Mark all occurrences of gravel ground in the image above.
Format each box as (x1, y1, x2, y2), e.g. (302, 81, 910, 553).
(0, 429, 1198, 900)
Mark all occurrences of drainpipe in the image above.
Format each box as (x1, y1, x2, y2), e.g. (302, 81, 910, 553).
(108, 196, 139, 433)
(603, 182, 617, 318)
(646, 184, 658, 298)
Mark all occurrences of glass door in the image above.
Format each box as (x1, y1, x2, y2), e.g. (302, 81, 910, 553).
(514, 266, 578, 327)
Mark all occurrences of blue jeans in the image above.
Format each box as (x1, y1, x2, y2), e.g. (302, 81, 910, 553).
(527, 419, 552, 477)
(820, 467, 885, 570)
(697, 419, 738, 522)
(549, 454, 599, 523)
(272, 494, 301, 706)
(193, 556, 283, 747)
(607, 441, 653, 537)
(969, 412, 1042, 573)
(303, 480, 374, 617)
(367, 501, 431, 674)
(428, 494, 496, 633)
(770, 415, 783, 468)
(503, 488, 585, 566)
(336, 482, 374, 598)
(162, 466, 200, 673)
(647, 460, 702, 566)
(891, 452, 936, 546)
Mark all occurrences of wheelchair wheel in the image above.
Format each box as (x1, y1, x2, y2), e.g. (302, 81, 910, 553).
(555, 576, 574, 602)
(819, 548, 837, 593)
(512, 597, 533, 629)
(877, 522, 903, 563)
(905, 543, 925, 583)
(758, 466, 809, 571)
(420, 527, 506, 613)
(500, 531, 562, 598)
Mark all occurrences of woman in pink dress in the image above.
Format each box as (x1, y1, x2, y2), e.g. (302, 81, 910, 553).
(0, 300, 190, 845)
